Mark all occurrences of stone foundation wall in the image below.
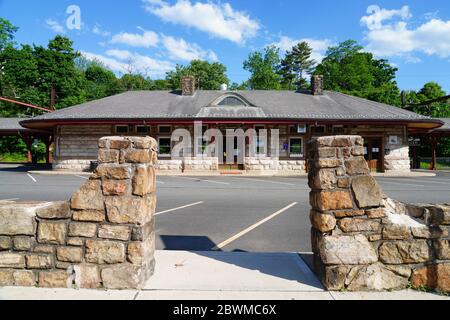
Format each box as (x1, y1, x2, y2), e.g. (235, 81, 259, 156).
(53, 159, 93, 172)
(244, 157, 279, 171)
(308, 135, 449, 293)
(278, 160, 306, 172)
(183, 157, 219, 171)
(0, 136, 157, 289)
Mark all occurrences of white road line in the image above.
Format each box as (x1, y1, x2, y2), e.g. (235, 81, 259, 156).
(26, 173, 37, 183)
(377, 180, 425, 187)
(212, 202, 298, 250)
(180, 177, 230, 185)
(74, 175, 89, 180)
(154, 201, 204, 216)
(0, 198, 19, 201)
(236, 177, 297, 186)
(156, 181, 165, 184)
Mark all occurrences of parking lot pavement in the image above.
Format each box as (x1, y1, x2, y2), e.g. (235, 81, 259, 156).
(0, 165, 449, 253)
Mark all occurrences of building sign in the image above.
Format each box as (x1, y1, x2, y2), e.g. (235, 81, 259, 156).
(388, 135, 399, 145)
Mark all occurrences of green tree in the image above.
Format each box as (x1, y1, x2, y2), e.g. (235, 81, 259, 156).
(84, 63, 119, 100)
(279, 50, 295, 90)
(243, 46, 281, 90)
(166, 60, 229, 90)
(0, 18, 18, 50)
(117, 74, 152, 91)
(290, 42, 316, 90)
(314, 40, 400, 105)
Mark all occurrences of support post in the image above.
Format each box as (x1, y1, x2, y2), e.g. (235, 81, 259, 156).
(24, 134, 32, 163)
(430, 137, 437, 171)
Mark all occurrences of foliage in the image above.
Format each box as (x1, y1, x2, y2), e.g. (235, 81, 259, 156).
(166, 60, 229, 90)
(0, 18, 18, 50)
(286, 42, 316, 90)
(243, 46, 282, 90)
(314, 40, 401, 105)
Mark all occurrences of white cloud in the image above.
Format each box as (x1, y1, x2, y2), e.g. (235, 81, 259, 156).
(111, 28, 159, 48)
(46, 19, 65, 34)
(361, 5, 411, 30)
(143, 0, 260, 44)
(93, 24, 111, 37)
(271, 36, 333, 62)
(362, 5, 450, 59)
(81, 50, 174, 78)
(161, 35, 218, 61)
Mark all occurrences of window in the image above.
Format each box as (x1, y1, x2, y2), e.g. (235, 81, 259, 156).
(289, 137, 304, 158)
(289, 125, 307, 134)
(158, 125, 171, 134)
(254, 125, 266, 155)
(136, 125, 150, 134)
(217, 96, 246, 106)
(333, 125, 345, 134)
(158, 137, 171, 157)
(311, 125, 326, 134)
(115, 125, 129, 134)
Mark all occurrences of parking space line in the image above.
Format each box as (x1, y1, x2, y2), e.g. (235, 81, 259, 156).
(26, 173, 37, 183)
(74, 175, 89, 180)
(212, 202, 298, 250)
(180, 177, 230, 185)
(235, 177, 297, 186)
(155, 201, 204, 216)
(0, 198, 19, 201)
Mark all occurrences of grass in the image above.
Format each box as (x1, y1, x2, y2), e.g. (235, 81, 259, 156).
(0, 152, 46, 164)
(419, 161, 450, 170)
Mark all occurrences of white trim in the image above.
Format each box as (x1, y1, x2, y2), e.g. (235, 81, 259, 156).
(289, 136, 304, 158)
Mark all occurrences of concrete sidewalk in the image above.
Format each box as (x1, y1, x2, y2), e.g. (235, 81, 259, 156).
(0, 251, 448, 300)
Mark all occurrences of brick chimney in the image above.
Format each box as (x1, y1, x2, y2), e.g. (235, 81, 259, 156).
(311, 75, 324, 95)
(181, 76, 196, 96)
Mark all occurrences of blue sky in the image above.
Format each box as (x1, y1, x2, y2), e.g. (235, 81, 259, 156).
(1, 0, 449, 92)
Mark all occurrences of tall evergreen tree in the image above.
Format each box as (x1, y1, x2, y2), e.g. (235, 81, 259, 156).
(279, 50, 295, 90)
(290, 41, 316, 90)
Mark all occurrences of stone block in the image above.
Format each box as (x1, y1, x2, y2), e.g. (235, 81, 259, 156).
(315, 191, 353, 211)
(434, 239, 450, 260)
(333, 210, 365, 218)
(98, 225, 131, 241)
(317, 147, 336, 158)
(0, 237, 12, 250)
(311, 169, 336, 190)
(128, 137, 156, 149)
(132, 165, 156, 196)
(426, 205, 450, 225)
(72, 210, 105, 222)
(67, 238, 84, 246)
(70, 180, 104, 211)
(101, 261, 154, 289)
(382, 224, 411, 240)
(351, 146, 365, 156)
(319, 234, 378, 265)
(366, 208, 386, 218)
(39, 270, 72, 288)
(131, 219, 155, 241)
(34, 245, 54, 254)
(346, 263, 409, 291)
(310, 211, 336, 232)
(35, 201, 71, 219)
(379, 240, 431, 264)
(57, 247, 83, 263)
(93, 164, 132, 180)
(105, 194, 155, 225)
(338, 218, 380, 233)
(127, 236, 155, 266)
(0, 270, 35, 287)
(101, 179, 129, 196)
(317, 159, 342, 169)
(351, 175, 383, 208)
(0, 205, 37, 236)
(322, 265, 349, 291)
(411, 263, 450, 293)
(25, 254, 53, 269)
(37, 221, 67, 245)
(73, 264, 101, 289)
(337, 178, 349, 188)
(345, 157, 370, 175)
(0, 252, 25, 268)
(125, 150, 152, 163)
(85, 240, 125, 264)
(98, 149, 119, 163)
(411, 226, 447, 239)
(13, 237, 33, 251)
(109, 139, 131, 150)
(68, 222, 97, 238)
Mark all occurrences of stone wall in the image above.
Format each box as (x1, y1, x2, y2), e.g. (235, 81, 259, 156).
(308, 135, 449, 293)
(0, 136, 157, 289)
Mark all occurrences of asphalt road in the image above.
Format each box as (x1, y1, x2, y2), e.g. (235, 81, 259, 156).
(1, 164, 449, 253)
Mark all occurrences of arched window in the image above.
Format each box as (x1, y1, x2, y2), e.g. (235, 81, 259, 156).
(217, 96, 247, 106)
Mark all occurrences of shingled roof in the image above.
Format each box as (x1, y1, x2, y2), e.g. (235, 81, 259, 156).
(20, 90, 443, 129)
